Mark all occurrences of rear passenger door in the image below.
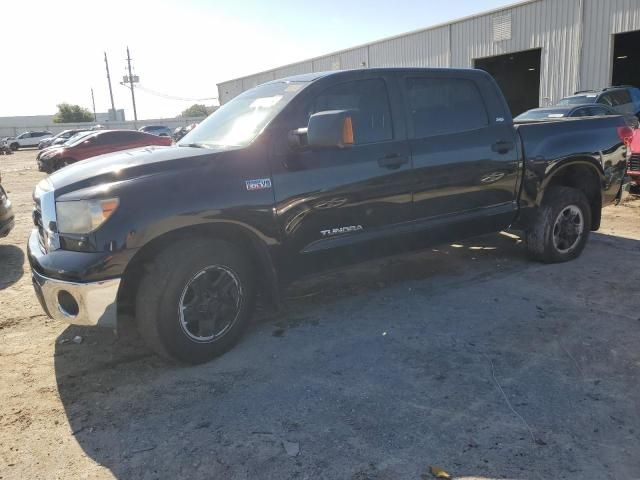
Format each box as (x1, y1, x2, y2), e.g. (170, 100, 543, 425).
(402, 74, 520, 228)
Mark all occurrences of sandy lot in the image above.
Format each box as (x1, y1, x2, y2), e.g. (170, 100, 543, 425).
(1, 149, 639, 479)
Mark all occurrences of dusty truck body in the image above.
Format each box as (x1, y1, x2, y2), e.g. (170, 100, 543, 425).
(28, 68, 630, 364)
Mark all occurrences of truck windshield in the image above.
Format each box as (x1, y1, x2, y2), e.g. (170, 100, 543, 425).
(179, 81, 306, 148)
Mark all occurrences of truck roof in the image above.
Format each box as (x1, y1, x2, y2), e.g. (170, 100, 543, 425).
(269, 67, 486, 85)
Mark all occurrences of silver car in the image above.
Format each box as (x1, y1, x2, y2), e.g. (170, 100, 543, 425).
(138, 125, 172, 137)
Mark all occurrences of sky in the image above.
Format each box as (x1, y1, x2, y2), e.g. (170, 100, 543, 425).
(2, 0, 518, 120)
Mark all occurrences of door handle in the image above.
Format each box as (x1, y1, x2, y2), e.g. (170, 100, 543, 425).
(378, 154, 409, 169)
(492, 140, 515, 154)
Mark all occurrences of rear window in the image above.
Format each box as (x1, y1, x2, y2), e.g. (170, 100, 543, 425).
(405, 77, 489, 138)
(558, 94, 598, 105)
(515, 109, 567, 120)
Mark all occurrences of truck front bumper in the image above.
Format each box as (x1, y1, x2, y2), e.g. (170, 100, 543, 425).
(28, 229, 122, 329)
(31, 269, 121, 329)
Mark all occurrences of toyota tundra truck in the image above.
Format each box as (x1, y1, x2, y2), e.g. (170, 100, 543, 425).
(28, 68, 632, 364)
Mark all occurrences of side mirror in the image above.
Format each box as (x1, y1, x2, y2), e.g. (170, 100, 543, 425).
(305, 110, 355, 149)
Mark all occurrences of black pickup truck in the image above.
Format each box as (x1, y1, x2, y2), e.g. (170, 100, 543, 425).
(28, 68, 631, 364)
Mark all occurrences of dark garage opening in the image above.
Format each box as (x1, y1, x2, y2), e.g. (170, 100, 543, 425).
(474, 48, 542, 116)
(612, 30, 640, 88)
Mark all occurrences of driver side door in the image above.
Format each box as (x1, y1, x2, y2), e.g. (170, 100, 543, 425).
(268, 75, 414, 280)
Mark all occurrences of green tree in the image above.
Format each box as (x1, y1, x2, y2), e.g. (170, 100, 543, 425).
(52, 103, 94, 123)
(180, 103, 215, 118)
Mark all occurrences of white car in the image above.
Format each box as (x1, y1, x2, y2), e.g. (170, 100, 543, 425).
(5, 131, 53, 150)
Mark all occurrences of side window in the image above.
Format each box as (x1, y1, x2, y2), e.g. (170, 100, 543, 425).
(106, 131, 136, 143)
(572, 108, 589, 117)
(405, 77, 489, 138)
(308, 79, 393, 144)
(125, 131, 143, 142)
(93, 133, 111, 145)
(600, 90, 631, 107)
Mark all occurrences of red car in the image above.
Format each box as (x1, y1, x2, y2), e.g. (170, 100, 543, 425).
(37, 130, 172, 173)
(629, 129, 640, 191)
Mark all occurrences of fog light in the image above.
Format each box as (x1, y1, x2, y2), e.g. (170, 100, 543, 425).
(57, 290, 79, 317)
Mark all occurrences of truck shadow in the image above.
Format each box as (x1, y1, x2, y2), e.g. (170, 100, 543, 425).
(53, 231, 640, 479)
(0, 244, 25, 290)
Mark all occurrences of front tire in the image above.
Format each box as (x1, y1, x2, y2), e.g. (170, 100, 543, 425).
(10, 143, 18, 151)
(56, 158, 72, 171)
(526, 186, 591, 263)
(135, 238, 256, 364)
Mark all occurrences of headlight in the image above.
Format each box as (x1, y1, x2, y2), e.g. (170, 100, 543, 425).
(56, 198, 119, 234)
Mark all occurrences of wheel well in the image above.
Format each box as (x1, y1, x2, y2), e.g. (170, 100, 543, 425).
(117, 223, 280, 317)
(546, 162, 602, 230)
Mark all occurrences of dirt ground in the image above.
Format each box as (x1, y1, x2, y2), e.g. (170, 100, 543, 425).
(1, 149, 639, 480)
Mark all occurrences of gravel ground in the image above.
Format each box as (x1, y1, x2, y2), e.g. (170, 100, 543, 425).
(1, 149, 639, 480)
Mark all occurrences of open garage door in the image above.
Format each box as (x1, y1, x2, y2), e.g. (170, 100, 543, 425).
(612, 30, 640, 88)
(474, 48, 541, 117)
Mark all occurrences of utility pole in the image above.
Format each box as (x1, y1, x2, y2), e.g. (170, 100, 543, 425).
(126, 46, 138, 122)
(91, 88, 97, 122)
(104, 52, 116, 120)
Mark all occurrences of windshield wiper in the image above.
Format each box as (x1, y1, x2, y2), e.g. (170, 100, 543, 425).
(179, 142, 209, 149)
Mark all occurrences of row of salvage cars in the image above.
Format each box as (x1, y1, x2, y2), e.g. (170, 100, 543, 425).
(0, 128, 175, 240)
(36, 129, 172, 173)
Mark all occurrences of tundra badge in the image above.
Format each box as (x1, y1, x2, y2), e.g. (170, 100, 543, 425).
(320, 225, 364, 237)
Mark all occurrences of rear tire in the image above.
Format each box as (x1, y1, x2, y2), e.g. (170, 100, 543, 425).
(526, 186, 591, 263)
(135, 238, 256, 364)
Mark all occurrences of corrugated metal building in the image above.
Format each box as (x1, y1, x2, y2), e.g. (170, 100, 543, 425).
(217, 0, 640, 115)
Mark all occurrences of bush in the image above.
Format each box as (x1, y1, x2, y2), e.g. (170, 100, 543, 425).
(53, 103, 94, 123)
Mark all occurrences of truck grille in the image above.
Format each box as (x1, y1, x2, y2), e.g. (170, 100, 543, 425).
(629, 154, 640, 172)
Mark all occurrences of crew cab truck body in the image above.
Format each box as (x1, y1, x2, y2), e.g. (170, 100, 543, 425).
(28, 68, 631, 364)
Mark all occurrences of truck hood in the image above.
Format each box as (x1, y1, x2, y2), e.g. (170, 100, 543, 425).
(49, 145, 235, 195)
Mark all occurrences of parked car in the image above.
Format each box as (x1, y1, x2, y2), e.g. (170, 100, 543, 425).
(514, 104, 640, 128)
(6, 131, 52, 150)
(139, 125, 172, 137)
(0, 172, 14, 238)
(0, 139, 13, 155)
(28, 68, 631, 364)
(558, 86, 640, 119)
(38, 129, 91, 149)
(172, 123, 198, 142)
(36, 131, 96, 162)
(36, 129, 172, 173)
(628, 129, 640, 192)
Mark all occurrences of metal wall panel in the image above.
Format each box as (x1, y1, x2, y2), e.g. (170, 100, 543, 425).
(312, 47, 369, 71)
(218, 80, 244, 104)
(242, 71, 276, 90)
(581, 0, 640, 90)
(451, 0, 582, 105)
(274, 61, 314, 79)
(217, 0, 640, 104)
(368, 26, 450, 68)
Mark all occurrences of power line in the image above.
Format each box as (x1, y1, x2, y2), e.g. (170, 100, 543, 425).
(134, 84, 218, 102)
